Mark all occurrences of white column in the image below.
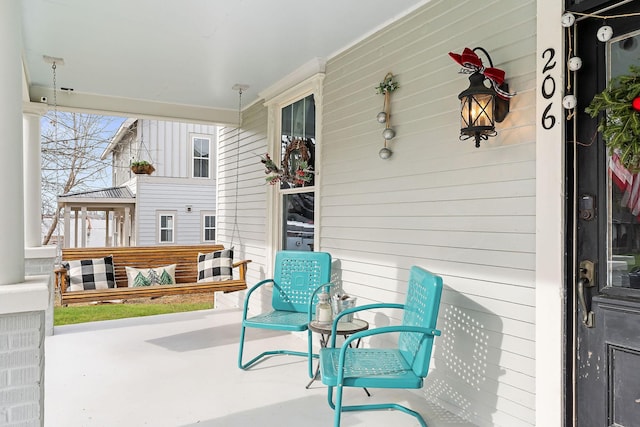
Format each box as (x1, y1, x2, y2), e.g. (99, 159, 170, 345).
(124, 206, 131, 247)
(74, 210, 79, 248)
(23, 108, 45, 248)
(63, 206, 71, 248)
(81, 207, 87, 248)
(105, 210, 110, 246)
(536, 0, 565, 426)
(0, 0, 25, 285)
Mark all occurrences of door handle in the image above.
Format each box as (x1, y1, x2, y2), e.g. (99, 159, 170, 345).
(578, 261, 595, 328)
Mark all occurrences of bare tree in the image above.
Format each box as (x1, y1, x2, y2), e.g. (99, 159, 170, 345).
(41, 111, 121, 245)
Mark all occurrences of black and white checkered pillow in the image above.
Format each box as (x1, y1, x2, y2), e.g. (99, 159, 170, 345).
(62, 256, 116, 292)
(197, 249, 233, 282)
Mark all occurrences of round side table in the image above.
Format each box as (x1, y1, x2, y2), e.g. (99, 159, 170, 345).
(306, 318, 369, 392)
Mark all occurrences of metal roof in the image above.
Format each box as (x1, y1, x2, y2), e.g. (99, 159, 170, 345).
(58, 186, 134, 200)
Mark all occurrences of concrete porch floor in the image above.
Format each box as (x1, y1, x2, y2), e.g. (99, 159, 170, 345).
(45, 308, 475, 427)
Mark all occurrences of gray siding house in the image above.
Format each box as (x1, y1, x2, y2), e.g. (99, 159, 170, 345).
(101, 118, 218, 246)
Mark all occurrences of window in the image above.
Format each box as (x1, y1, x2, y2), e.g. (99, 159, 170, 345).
(280, 94, 316, 251)
(192, 135, 211, 178)
(158, 212, 175, 243)
(202, 213, 216, 242)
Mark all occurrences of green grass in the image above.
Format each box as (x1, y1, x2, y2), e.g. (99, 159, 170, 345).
(54, 302, 213, 326)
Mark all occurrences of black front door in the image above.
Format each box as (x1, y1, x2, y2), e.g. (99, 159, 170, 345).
(570, 1, 640, 426)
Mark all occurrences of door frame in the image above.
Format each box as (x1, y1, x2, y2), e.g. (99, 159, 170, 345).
(564, 1, 640, 426)
(536, 1, 567, 426)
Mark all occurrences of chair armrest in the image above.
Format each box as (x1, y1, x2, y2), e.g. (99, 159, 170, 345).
(340, 325, 441, 350)
(53, 266, 68, 293)
(328, 303, 405, 347)
(241, 278, 275, 320)
(232, 259, 252, 281)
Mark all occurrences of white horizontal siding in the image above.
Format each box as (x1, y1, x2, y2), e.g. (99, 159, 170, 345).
(212, 1, 538, 425)
(214, 102, 271, 311)
(320, 0, 536, 426)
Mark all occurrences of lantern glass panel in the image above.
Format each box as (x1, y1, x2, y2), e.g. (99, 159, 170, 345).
(461, 93, 494, 132)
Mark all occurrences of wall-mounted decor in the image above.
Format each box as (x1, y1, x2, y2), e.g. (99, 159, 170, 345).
(375, 72, 399, 159)
(261, 138, 314, 186)
(586, 65, 640, 172)
(449, 47, 515, 147)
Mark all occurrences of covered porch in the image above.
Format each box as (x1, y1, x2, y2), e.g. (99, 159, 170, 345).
(45, 308, 474, 427)
(0, 0, 574, 426)
(57, 187, 136, 248)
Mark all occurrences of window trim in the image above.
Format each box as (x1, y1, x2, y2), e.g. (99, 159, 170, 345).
(264, 73, 324, 272)
(191, 133, 212, 179)
(157, 211, 176, 244)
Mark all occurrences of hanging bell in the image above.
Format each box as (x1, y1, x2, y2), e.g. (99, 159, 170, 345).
(562, 95, 577, 110)
(376, 111, 387, 123)
(561, 12, 575, 28)
(597, 25, 613, 42)
(568, 56, 582, 71)
(379, 147, 393, 159)
(382, 127, 395, 140)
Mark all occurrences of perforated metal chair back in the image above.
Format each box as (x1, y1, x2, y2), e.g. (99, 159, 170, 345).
(318, 265, 443, 427)
(271, 250, 332, 313)
(399, 265, 443, 377)
(238, 250, 332, 375)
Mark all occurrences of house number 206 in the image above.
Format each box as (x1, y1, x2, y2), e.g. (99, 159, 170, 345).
(541, 48, 557, 130)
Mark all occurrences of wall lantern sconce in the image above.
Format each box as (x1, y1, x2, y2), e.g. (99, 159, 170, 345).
(449, 47, 515, 147)
(375, 72, 399, 159)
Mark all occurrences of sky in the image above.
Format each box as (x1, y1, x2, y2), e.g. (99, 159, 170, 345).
(40, 113, 127, 191)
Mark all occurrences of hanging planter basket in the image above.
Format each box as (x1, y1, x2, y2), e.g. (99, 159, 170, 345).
(131, 161, 155, 175)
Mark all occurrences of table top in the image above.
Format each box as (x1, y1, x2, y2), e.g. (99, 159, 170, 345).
(308, 318, 369, 335)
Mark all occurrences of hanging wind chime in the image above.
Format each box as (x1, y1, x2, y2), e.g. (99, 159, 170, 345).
(375, 72, 399, 159)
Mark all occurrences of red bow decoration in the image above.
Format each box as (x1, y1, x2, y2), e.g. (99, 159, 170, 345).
(449, 48, 515, 100)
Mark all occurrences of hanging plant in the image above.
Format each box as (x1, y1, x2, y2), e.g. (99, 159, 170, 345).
(375, 74, 399, 94)
(260, 138, 314, 186)
(586, 65, 640, 171)
(131, 160, 155, 175)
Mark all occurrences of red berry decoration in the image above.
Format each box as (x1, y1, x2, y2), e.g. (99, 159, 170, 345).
(633, 96, 640, 112)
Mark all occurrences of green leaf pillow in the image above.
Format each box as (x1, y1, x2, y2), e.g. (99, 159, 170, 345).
(125, 264, 176, 287)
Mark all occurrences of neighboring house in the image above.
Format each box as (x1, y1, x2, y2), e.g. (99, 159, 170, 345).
(102, 118, 218, 247)
(57, 118, 218, 247)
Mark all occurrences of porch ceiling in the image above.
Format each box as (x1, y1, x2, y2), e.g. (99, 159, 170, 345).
(21, 0, 426, 125)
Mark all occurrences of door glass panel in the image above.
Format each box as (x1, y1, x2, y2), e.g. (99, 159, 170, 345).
(607, 31, 640, 289)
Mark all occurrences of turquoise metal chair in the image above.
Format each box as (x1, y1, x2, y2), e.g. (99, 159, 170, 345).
(319, 266, 443, 427)
(238, 250, 332, 377)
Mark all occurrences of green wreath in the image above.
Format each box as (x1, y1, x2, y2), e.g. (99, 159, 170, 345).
(586, 65, 640, 171)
